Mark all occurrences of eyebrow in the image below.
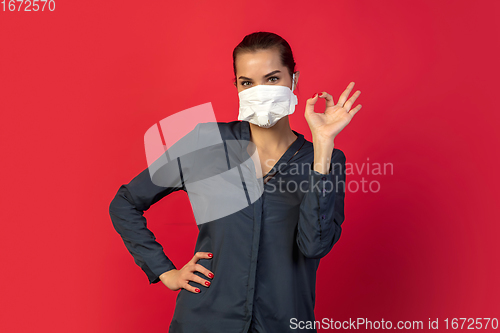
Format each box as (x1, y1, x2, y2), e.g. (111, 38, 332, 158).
(238, 70, 281, 81)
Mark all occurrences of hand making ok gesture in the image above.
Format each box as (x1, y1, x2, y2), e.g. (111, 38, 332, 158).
(305, 81, 362, 144)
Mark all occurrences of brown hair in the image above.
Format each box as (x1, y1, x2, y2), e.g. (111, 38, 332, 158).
(232, 31, 299, 94)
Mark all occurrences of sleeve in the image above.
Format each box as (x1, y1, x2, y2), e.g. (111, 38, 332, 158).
(108, 123, 202, 284)
(296, 148, 346, 259)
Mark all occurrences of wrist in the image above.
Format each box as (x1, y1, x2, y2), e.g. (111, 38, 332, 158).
(312, 134, 334, 149)
(311, 131, 334, 143)
(159, 269, 177, 280)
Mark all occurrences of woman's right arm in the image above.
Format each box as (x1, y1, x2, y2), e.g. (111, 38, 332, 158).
(108, 161, 183, 285)
(108, 122, 215, 291)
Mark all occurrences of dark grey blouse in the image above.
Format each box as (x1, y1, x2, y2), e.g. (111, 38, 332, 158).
(109, 120, 346, 332)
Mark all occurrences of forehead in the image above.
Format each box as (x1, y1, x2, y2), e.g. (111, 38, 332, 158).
(235, 49, 284, 76)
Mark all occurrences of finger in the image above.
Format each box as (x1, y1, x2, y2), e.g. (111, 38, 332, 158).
(318, 91, 335, 108)
(194, 263, 215, 280)
(190, 272, 212, 288)
(191, 251, 213, 264)
(343, 90, 361, 111)
(348, 104, 362, 117)
(189, 252, 202, 264)
(183, 282, 201, 294)
(337, 82, 355, 107)
(305, 92, 320, 118)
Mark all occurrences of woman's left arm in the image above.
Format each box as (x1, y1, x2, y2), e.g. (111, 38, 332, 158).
(296, 148, 346, 259)
(296, 82, 362, 258)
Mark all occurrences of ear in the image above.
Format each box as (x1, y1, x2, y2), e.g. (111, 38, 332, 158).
(294, 71, 300, 90)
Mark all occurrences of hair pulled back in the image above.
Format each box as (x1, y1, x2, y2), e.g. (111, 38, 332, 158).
(232, 31, 298, 92)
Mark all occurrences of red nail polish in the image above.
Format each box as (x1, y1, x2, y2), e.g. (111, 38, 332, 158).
(205, 281, 211, 286)
(208, 273, 214, 278)
(195, 288, 201, 293)
(208, 253, 213, 257)
(311, 93, 317, 98)
(318, 92, 323, 97)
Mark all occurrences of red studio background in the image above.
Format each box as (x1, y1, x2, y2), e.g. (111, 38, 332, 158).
(1, 0, 499, 332)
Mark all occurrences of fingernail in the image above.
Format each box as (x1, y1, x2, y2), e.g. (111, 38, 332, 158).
(195, 288, 201, 293)
(208, 253, 213, 257)
(318, 92, 323, 97)
(208, 273, 214, 278)
(311, 93, 317, 98)
(205, 281, 211, 286)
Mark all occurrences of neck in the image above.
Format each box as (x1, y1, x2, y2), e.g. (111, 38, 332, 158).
(248, 116, 298, 153)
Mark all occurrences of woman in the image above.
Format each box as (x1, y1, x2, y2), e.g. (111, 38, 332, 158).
(109, 31, 361, 332)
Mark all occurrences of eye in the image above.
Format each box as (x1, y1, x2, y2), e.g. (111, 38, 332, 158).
(241, 76, 279, 87)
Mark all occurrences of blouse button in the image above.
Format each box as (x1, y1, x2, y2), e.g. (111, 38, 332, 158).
(321, 176, 326, 181)
(321, 214, 326, 220)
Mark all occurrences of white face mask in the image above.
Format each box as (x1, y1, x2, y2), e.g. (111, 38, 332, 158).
(238, 73, 298, 128)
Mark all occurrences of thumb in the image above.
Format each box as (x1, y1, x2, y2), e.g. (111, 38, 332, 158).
(305, 92, 320, 119)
